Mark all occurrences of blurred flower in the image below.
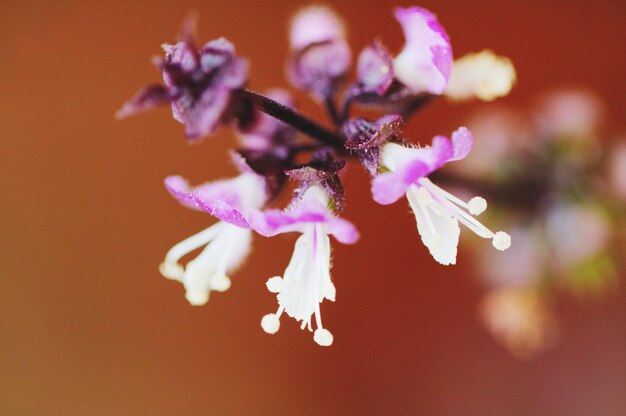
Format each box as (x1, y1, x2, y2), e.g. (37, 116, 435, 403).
(533, 88, 605, 139)
(117, 35, 249, 140)
(392, 6, 452, 95)
(287, 6, 351, 98)
(450, 107, 530, 179)
(546, 203, 610, 272)
(452, 88, 623, 356)
(480, 288, 559, 359)
(444, 50, 516, 102)
(477, 226, 544, 289)
(354, 40, 395, 97)
(609, 141, 626, 201)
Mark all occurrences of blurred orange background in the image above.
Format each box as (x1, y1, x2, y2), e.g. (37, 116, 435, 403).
(1, 0, 625, 414)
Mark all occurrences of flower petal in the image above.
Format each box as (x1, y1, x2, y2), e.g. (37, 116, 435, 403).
(288, 7, 351, 96)
(290, 6, 346, 50)
(115, 85, 170, 119)
(250, 186, 358, 244)
(355, 40, 394, 95)
(450, 127, 473, 161)
(393, 6, 452, 95)
(372, 160, 429, 205)
(165, 174, 266, 227)
(407, 187, 460, 265)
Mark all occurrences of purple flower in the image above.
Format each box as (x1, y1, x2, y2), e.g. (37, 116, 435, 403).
(254, 185, 359, 346)
(373, 127, 510, 265)
(287, 6, 352, 97)
(354, 40, 395, 96)
(117, 35, 249, 140)
(392, 6, 452, 95)
(159, 171, 268, 305)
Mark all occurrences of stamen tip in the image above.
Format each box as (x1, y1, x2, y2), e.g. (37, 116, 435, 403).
(468, 196, 487, 215)
(261, 313, 281, 334)
(266, 276, 284, 293)
(492, 231, 511, 251)
(314, 328, 334, 346)
(185, 289, 210, 306)
(210, 274, 232, 292)
(159, 262, 184, 281)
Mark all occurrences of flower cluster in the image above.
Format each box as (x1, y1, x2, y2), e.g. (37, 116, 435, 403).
(119, 5, 516, 346)
(448, 89, 625, 358)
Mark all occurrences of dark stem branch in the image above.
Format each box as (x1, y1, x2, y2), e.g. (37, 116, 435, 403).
(241, 89, 345, 148)
(324, 93, 342, 126)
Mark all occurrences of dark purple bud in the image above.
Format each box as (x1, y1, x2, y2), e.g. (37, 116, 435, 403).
(115, 84, 171, 119)
(343, 114, 403, 150)
(288, 40, 351, 97)
(200, 38, 236, 74)
(118, 23, 250, 141)
(287, 6, 351, 97)
(355, 40, 394, 96)
(162, 41, 198, 87)
(177, 86, 231, 139)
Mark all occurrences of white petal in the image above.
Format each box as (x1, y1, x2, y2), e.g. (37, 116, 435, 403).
(180, 223, 252, 302)
(276, 224, 334, 329)
(407, 186, 460, 265)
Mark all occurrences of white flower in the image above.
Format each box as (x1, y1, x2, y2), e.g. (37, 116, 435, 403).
(160, 172, 268, 305)
(373, 129, 511, 266)
(254, 186, 359, 346)
(406, 178, 510, 265)
(160, 222, 252, 305)
(262, 223, 336, 346)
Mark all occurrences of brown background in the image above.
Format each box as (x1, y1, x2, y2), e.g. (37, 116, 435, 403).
(1, 0, 625, 414)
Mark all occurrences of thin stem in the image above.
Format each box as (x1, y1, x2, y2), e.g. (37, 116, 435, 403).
(240, 89, 345, 148)
(401, 95, 435, 120)
(324, 94, 342, 126)
(338, 89, 355, 122)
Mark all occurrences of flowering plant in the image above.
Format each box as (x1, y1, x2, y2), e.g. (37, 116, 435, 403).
(119, 5, 518, 346)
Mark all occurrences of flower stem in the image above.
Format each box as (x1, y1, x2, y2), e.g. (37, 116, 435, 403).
(323, 93, 342, 126)
(241, 89, 345, 148)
